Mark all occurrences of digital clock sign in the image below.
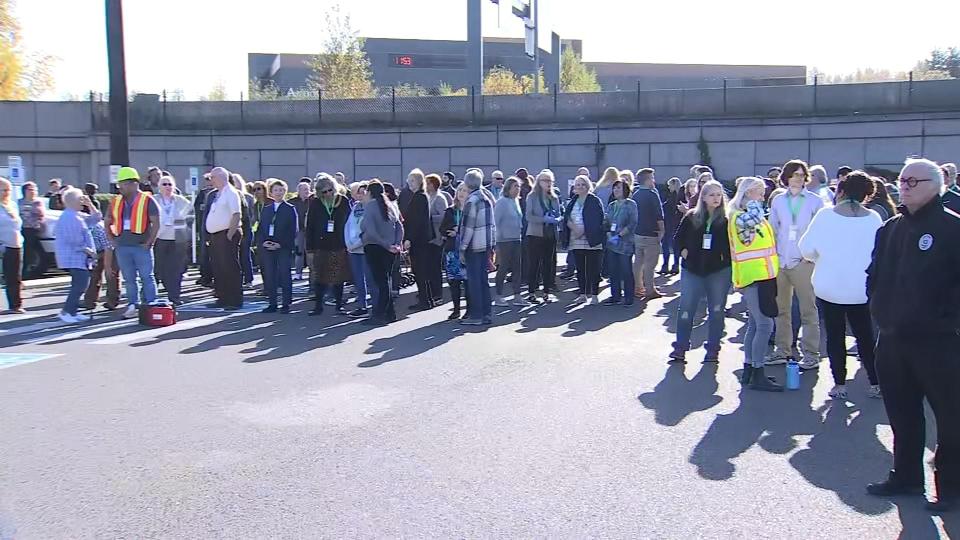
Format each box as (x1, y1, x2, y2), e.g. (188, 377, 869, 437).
(389, 54, 467, 70)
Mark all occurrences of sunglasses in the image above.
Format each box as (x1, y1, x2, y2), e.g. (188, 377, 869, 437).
(161, 183, 173, 187)
(320, 188, 334, 194)
(897, 177, 933, 188)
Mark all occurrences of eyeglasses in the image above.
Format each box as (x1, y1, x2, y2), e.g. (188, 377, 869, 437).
(897, 177, 933, 188)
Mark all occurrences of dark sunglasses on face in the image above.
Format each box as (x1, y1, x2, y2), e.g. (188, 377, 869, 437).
(161, 183, 173, 187)
(898, 177, 933, 188)
(320, 188, 334, 194)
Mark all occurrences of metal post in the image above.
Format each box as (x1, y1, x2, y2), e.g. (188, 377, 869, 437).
(532, 0, 540, 94)
(105, 0, 130, 167)
(636, 80, 641, 114)
(553, 83, 558, 117)
(549, 32, 561, 91)
(467, 0, 484, 94)
(318, 88, 322, 123)
(239, 91, 244, 128)
(391, 86, 396, 121)
(723, 79, 727, 113)
(909, 71, 914, 107)
(813, 74, 818, 112)
(162, 89, 167, 129)
(471, 85, 476, 122)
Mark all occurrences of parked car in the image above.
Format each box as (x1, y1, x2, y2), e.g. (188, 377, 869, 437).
(23, 197, 60, 279)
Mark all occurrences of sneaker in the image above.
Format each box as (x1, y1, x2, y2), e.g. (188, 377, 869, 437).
(493, 296, 509, 307)
(123, 305, 138, 319)
(799, 357, 820, 370)
(348, 308, 369, 318)
(545, 293, 558, 303)
(7, 308, 26, 314)
(868, 385, 883, 399)
(459, 318, 483, 326)
(75, 313, 92, 322)
(325, 298, 338, 306)
(58, 312, 80, 324)
(588, 295, 600, 305)
(512, 297, 531, 307)
(573, 294, 588, 305)
(764, 354, 790, 366)
(527, 294, 543, 304)
(828, 385, 848, 400)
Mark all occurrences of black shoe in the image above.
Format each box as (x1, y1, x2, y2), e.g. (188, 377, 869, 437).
(348, 308, 369, 318)
(361, 317, 385, 326)
(866, 476, 925, 497)
(668, 350, 687, 364)
(409, 302, 430, 312)
(740, 364, 754, 385)
(222, 304, 242, 311)
(279, 305, 291, 314)
(926, 494, 957, 513)
(308, 307, 323, 316)
(704, 348, 720, 363)
(749, 366, 784, 392)
(602, 297, 622, 306)
(670, 265, 680, 275)
(261, 305, 278, 314)
(656, 266, 669, 275)
(448, 310, 461, 321)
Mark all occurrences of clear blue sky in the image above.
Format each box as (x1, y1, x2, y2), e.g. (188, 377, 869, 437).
(15, 0, 960, 99)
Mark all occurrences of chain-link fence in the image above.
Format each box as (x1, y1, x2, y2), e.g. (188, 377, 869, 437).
(84, 77, 960, 131)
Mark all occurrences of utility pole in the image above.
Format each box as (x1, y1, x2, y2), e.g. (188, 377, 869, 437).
(105, 0, 130, 167)
(468, 0, 484, 94)
(532, 0, 539, 93)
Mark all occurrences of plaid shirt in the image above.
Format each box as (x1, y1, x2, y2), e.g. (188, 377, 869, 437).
(734, 200, 766, 246)
(54, 209, 95, 270)
(459, 188, 496, 253)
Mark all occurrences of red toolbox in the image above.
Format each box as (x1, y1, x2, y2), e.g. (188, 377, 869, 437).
(139, 304, 177, 327)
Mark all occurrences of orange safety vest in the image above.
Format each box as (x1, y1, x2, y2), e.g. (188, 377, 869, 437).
(727, 210, 779, 288)
(109, 192, 152, 236)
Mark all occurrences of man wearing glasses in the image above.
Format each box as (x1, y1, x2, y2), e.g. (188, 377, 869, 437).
(866, 158, 960, 513)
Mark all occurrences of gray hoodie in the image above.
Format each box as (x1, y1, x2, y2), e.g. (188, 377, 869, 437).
(360, 199, 404, 249)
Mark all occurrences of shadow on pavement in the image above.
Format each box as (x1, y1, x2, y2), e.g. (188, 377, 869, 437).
(638, 363, 723, 426)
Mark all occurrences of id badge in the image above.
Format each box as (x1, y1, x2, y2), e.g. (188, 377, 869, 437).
(788, 226, 798, 241)
(123, 219, 131, 231)
(702, 234, 713, 250)
(268, 225, 275, 237)
(610, 223, 617, 233)
(326, 220, 335, 233)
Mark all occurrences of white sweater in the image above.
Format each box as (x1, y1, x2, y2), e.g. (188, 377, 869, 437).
(799, 206, 882, 305)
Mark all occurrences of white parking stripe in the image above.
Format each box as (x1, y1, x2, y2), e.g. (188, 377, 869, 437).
(18, 319, 138, 345)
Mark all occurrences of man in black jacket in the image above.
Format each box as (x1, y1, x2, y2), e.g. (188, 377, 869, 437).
(865, 158, 960, 513)
(401, 169, 435, 310)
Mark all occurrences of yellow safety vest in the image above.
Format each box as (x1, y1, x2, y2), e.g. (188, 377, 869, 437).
(109, 192, 152, 236)
(728, 210, 779, 288)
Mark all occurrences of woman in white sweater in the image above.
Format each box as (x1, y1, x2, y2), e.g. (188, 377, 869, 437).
(799, 171, 883, 400)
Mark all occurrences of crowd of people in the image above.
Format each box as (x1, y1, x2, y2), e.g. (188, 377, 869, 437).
(0, 154, 958, 511)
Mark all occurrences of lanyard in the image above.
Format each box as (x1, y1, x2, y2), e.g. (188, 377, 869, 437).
(610, 200, 622, 222)
(705, 214, 713, 234)
(321, 197, 335, 218)
(787, 191, 804, 225)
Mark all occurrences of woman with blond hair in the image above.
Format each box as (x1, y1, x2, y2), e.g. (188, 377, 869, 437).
(728, 177, 783, 391)
(563, 175, 605, 304)
(0, 178, 24, 313)
(525, 169, 562, 303)
(669, 180, 731, 363)
(54, 188, 96, 323)
(594, 166, 619, 206)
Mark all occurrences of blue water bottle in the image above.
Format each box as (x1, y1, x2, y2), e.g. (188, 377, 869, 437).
(786, 360, 801, 390)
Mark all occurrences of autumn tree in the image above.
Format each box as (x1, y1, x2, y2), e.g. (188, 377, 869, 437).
(307, 5, 375, 99)
(0, 0, 55, 100)
(560, 47, 601, 93)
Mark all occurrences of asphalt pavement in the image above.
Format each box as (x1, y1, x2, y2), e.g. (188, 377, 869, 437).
(0, 268, 955, 539)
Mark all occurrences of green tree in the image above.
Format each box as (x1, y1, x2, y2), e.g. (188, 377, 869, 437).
(560, 47, 601, 93)
(927, 47, 959, 78)
(200, 81, 228, 101)
(392, 83, 430, 97)
(306, 5, 375, 99)
(519, 67, 547, 94)
(437, 82, 468, 96)
(0, 0, 55, 100)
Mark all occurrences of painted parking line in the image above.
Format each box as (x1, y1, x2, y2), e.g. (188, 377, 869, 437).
(0, 352, 64, 370)
(18, 319, 139, 345)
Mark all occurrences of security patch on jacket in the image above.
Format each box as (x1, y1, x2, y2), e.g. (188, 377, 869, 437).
(919, 233, 934, 251)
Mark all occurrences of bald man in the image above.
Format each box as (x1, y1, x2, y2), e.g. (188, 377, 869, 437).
(866, 158, 960, 513)
(204, 167, 244, 309)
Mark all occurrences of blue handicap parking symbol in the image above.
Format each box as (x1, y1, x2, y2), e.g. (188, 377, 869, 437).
(0, 353, 63, 370)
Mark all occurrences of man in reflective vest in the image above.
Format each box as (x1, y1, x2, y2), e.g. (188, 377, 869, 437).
(103, 167, 161, 318)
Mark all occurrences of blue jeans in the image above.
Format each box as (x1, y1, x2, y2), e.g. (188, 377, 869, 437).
(465, 250, 492, 321)
(743, 283, 775, 368)
(607, 249, 635, 302)
(115, 245, 157, 306)
(65, 269, 90, 315)
(674, 267, 731, 353)
(349, 252, 376, 310)
(260, 248, 292, 308)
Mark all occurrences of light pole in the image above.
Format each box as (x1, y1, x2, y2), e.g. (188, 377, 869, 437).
(105, 0, 130, 168)
(532, 0, 539, 93)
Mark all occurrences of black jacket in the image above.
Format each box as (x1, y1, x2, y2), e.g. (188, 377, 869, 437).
(867, 196, 960, 336)
(305, 194, 350, 251)
(254, 201, 298, 252)
(402, 190, 434, 245)
(439, 206, 461, 252)
(562, 193, 605, 249)
(942, 186, 960, 215)
(674, 210, 730, 276)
